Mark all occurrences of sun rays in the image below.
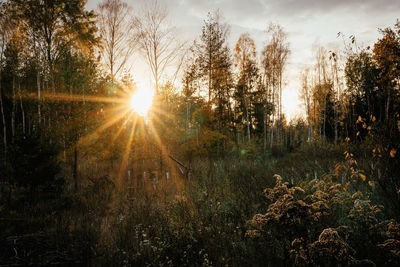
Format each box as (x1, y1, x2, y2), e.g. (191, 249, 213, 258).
(23, 83, 181, 186)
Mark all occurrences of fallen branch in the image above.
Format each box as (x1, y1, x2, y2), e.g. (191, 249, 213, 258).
(169, 155, 190, 178)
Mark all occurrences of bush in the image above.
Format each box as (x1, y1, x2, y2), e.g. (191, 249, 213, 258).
(9, 133, 62, 196)
(248, 175, 400, 266)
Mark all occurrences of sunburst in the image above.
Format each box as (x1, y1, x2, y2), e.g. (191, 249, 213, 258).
(19, 81, 185, 190)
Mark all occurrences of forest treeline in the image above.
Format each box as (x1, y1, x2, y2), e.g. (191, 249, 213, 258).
(0, 0, 400, 266)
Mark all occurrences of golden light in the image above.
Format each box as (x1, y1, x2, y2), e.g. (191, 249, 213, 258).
(129, 87, 154, 116)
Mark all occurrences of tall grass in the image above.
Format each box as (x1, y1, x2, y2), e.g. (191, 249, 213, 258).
(1, 143, 398, 265)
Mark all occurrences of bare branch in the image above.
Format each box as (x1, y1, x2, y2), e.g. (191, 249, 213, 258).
(132, 0, 184, 95)
(97, 0, 137, 82)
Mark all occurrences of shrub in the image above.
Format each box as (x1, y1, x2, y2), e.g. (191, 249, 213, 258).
(248, 174, 400, 266)
(9, 133, 62, 196)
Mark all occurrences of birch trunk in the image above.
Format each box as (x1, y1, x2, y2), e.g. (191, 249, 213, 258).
(263, 110, 267, 152)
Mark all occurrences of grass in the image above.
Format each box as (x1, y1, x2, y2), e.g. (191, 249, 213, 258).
(1, 143, 398, 265)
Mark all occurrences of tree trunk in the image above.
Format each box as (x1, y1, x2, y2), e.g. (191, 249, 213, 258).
(246, 103, 250, 143)
(307, 108, 312, 142)
(0, 72, 7, 165)
(270, 115, 275, 149)
(155, 66, 159, 96)
(263, 110, 267, 152)
(18, 80, 25, 137)
(279, 74, 283, 144)
(208, 67, 212, 104)
(323, 98, 326, 140)
(11, 76, 15, 143)
(73, 146, 78, 192)
(334, 101, 338, 145)
(386, 90, 390, 121)
(270, 80, 276, 149)
(318, 102, 322, 138)
(37, 69, 41, 124)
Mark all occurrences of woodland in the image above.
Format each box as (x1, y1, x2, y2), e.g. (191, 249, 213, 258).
(0, 0, 400, 266)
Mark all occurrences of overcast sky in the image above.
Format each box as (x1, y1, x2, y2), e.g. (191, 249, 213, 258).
(86, 0, 400, 120)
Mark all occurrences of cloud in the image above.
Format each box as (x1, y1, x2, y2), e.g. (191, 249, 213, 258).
(87, 0, 400, 119)
(259, 0, 400, 16)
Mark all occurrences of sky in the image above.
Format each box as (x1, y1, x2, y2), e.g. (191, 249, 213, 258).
(86, 0, 400, 120)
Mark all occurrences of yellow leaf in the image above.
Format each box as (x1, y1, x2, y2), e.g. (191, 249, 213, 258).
(356, 131, 360, 136)
(390, 149, 397, 158)
(372, 116, 376, 122)
(359, 173, 366, 181)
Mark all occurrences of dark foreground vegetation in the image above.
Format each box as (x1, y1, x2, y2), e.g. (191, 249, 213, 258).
(1, 0, 400, 266)
(1, 144, 400, 266)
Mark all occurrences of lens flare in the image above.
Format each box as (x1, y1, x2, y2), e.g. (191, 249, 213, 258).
(129, 87, 153, 116)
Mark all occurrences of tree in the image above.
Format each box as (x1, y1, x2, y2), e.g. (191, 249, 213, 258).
(345, 51, 379, 119)
(195, 11, 233, 133)
(3, 17, 25, 142)
(300, 68, 313, 142)
(133, 0, 183, 95)
(0, 1, 13, 164)
(234, 33, 258, 142)
(10, 133, 60, 193)
(12, 0, 99, 93)
(196, 11, 229, 103)
(261, 23, 290, 147)
(373, 25, 400, 121)
(329, 51, 344, 145)
(97, 0, 136, 84)
(181, 48, 200, 99)
(314, 46, 330, 139)
(6, 0, 100, 193)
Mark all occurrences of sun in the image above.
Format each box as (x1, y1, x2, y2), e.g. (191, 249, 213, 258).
(129, 87, 154, 116)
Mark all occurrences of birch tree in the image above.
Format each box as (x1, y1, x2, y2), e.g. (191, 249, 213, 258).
(262, 23, 290, 147)
(0, 1, 12, 163)
(234, 33, 258, 142)
(97, 0, 136, 84)
(133, 0, 184, 95)
(300, 68, 313, 142)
